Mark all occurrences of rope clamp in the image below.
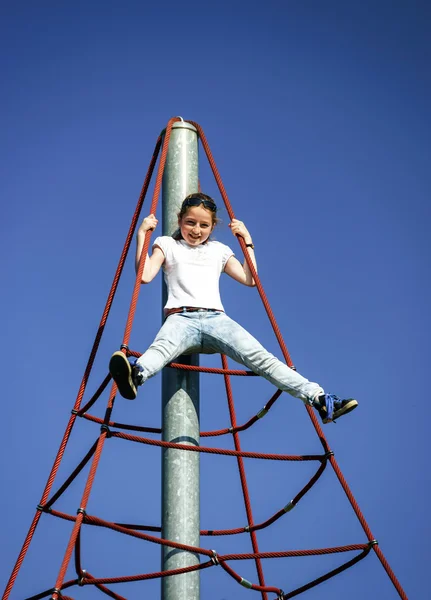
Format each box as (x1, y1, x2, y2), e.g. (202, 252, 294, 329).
(101, 424, 112, 437)
(290, 365, 297, 371)
(257, 407, 268, 419)
(278, 590, 285, 599)
(51, 588, 61, 599)
(120, 344, 129, 351)
(283, 501, 294, 513)
(369, 539, 379, 547)
(210, 550, 219, 565)
(228, 427, 234, 433)
(325, 450, 334, 459)
(244, 525, 250, 532)
(78, 569, 87, 586)
(77, 507, 87, 516)
(240, 577, 252, 589)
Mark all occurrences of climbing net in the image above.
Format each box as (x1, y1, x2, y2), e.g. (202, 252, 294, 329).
(2, 118, 407, 600)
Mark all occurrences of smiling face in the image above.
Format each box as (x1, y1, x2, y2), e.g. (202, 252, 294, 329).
(178, 205, 216, 246)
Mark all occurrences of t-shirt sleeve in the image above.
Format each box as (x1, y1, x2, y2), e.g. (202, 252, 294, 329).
(153, 236, 169, 257)
(221, 243, 234, 271)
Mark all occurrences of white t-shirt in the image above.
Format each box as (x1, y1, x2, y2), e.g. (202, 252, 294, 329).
(153, 236, 234, 311)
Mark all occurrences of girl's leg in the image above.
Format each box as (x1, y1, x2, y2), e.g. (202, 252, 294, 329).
(201, 313, 323, 405)
(135, 313, 201, 382)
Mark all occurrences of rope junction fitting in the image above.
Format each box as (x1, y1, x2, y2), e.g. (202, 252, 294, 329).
(100, 424, 112, 436)
(2, 117, 408, 600)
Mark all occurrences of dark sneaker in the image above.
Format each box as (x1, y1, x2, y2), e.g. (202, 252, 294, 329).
(313, 394, 358, 424)
(109, 351, 142, 400)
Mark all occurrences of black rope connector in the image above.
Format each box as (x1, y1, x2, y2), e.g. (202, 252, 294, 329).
(78, 569, 87, 586)
(210, 550, 219, 565)
(228, 426, 234, 433)
(120, 344, 129, 351)
(36, 504, 45, 512)
(244, 525, 250, 532)
(278, 590, 285, 599)
(51, 588, 61, 599)
(290, 365, 297, 371)
(369, 539, 379, 547)
(77, 507, 87, 516)
(71, 409, 79, 415)
(325, 450, 335, 459)
(101, 424, 112, 437)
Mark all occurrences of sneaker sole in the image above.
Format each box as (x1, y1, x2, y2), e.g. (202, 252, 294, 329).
(334, 399, 358, 419)
(322, 399, 358, 424)
(109, 351, 137, 400)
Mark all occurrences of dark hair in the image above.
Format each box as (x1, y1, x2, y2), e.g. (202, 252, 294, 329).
(172, 193, 219, 241)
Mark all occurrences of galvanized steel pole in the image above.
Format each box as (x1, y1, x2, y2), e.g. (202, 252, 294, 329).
(161, 120, 200, 600)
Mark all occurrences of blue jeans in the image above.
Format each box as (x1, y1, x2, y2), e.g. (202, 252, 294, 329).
(135, 310, 323, 405)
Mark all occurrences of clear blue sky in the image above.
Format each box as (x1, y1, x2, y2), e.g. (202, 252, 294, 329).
(1, 1, 429, 598)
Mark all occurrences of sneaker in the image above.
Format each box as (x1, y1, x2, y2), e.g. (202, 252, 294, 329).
(109, 351, 142, 400)
(313, 394, 358, 424)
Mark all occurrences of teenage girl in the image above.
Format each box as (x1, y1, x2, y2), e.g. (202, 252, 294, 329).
(109, 193, 358, 424)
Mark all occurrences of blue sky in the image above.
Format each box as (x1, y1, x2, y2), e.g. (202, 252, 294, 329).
(1, 1, 429, 598)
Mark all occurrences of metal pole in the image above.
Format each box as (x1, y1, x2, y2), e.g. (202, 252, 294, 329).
(161, 120, 200, 600)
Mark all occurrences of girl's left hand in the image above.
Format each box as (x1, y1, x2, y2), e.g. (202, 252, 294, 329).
(229, 219, 252, 245)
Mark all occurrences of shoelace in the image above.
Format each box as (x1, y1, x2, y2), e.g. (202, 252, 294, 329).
(324, 394, 337, 421)
(132, 362, 144, 386)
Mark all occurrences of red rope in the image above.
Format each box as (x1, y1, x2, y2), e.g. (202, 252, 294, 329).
(45, 452, 323, 535)
(121, 117, 180, 349)
(128, 349, 259, 375)
(221, 354, 268, 599)
(79, 561, 214, 586)
(78, 387, 281, 437)
(50, 116, 182, 600)
(189, 120, 295, 370)
(2, 134, 163, 600)
(81, 571, 127, 600)
(110, 429, 324, 461)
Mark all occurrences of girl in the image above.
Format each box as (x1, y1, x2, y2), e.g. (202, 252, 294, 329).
(109, 193, 358, 424)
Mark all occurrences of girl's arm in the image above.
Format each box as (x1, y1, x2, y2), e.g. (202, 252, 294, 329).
(224, 218, 257, 287)
(135, 214, 165, 283)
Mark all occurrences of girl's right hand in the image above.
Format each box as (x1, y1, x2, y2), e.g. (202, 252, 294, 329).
(138, 214, 158, 234)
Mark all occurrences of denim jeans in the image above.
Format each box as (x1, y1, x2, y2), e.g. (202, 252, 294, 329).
(135, 310, 323, 405)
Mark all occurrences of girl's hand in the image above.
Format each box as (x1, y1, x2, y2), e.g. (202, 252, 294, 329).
(229, 219, 252, 245)
(138, 214, 158, 235)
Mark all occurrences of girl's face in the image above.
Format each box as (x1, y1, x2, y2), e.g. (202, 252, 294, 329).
(178, 205, 215, 246)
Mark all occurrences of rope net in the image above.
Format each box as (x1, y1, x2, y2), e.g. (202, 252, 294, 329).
(2, 118, 407, 600)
